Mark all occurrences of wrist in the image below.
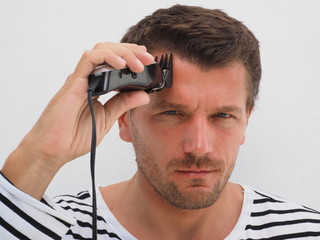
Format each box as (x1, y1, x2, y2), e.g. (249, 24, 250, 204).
(1, 137, 61, 200)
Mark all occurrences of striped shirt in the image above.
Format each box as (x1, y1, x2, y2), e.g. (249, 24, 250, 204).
(1, 174, 320, 239)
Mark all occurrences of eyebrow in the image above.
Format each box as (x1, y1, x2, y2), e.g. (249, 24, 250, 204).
(151, 100, 243, 114)
(151, 101, 187, 111)
(215, 105, 243, 115)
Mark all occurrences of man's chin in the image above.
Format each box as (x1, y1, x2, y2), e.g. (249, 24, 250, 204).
(158, 182, 224, 210)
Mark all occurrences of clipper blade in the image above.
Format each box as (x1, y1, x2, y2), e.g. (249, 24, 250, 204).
(157, 53, 173, 88)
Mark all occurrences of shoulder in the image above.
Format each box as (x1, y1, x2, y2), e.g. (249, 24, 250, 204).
(52, 190, 93, 219)
(244, 185, 320, 215)
(241, 185, 320, 238)
(53, 190, 129, 239)
(53, 190, 92, 205)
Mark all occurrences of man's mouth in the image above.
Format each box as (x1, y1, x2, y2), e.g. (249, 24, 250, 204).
(175, 169, 214, 178)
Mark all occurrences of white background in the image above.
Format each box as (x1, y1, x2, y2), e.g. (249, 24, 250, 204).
(0, 0, 319, 210)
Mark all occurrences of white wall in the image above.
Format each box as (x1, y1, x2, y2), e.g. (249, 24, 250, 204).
(1, 0, 319, 210)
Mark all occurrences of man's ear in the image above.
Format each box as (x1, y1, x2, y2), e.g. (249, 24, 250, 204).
(118, 112, 133, 142)
(246, 105, 253, 123)
(240, 105, 254, 145)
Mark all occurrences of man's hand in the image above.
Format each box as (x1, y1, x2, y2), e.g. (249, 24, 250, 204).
(1, 42, 154, 199)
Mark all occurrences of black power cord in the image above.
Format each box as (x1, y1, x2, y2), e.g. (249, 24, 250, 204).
(87, 78, 101, 240)
(86, 55, 171, 239)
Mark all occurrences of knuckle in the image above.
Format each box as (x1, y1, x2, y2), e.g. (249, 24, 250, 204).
(66, 73, 74, 80)
(82, 50, 92, 60)
(93, 42, 104, 49)
(122, 42, 140, 49)
(93, 41, 115, 50)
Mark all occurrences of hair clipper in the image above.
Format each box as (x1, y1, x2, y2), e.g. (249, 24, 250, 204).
(88, 53, 173, 96)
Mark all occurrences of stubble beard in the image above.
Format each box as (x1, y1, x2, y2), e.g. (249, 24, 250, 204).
(137, 153, 234, 210)
(131, 121, 235, 210)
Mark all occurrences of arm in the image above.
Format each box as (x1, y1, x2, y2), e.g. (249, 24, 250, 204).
(0, 173, 76, 239)
(1, 42, 154, 199)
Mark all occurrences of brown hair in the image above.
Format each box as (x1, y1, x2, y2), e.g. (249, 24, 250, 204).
(121, 4, 261, 108)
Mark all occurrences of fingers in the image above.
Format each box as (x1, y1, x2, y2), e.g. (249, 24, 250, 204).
(94, 42, 154, 70)
(103, 91, 150, 130)
(73, 42, 155, 79)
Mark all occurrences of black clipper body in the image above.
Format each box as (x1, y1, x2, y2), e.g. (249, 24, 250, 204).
(88, 54, 173, 96)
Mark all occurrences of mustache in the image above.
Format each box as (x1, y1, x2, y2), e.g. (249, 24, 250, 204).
(167, 153, 223, 170)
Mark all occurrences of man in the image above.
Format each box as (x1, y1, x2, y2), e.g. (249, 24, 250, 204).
(1, 4, 320, 240)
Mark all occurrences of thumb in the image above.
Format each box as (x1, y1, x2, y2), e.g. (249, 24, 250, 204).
(103, 91, 150, 129)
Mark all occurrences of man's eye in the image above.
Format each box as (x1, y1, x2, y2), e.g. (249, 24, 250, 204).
(216, 113, 231, 118)
(163, 110, 179, 115)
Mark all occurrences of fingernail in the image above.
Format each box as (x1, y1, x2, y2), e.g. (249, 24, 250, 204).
(135, 59, 144, 69)
(139, 45, 147, 50)
(144, 51, 154, 59)
(116, 56, 126, 66)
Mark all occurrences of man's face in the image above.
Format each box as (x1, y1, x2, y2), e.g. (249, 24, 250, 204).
(119, 56, 251, 209)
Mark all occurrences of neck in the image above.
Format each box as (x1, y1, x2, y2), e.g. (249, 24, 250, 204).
(101, 171, 243, 240)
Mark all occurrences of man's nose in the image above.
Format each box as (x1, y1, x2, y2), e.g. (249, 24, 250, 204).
(182, 117, 213, 156)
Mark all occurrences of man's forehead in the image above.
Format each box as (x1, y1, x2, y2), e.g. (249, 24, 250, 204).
(147, 58, 249, 113)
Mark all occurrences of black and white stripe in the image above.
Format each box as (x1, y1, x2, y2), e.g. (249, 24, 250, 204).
(239, 189, 320, 240)
(53, 191, 122, 239)
(0, 175, 75, 239)
(1, 174, 320, 239)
